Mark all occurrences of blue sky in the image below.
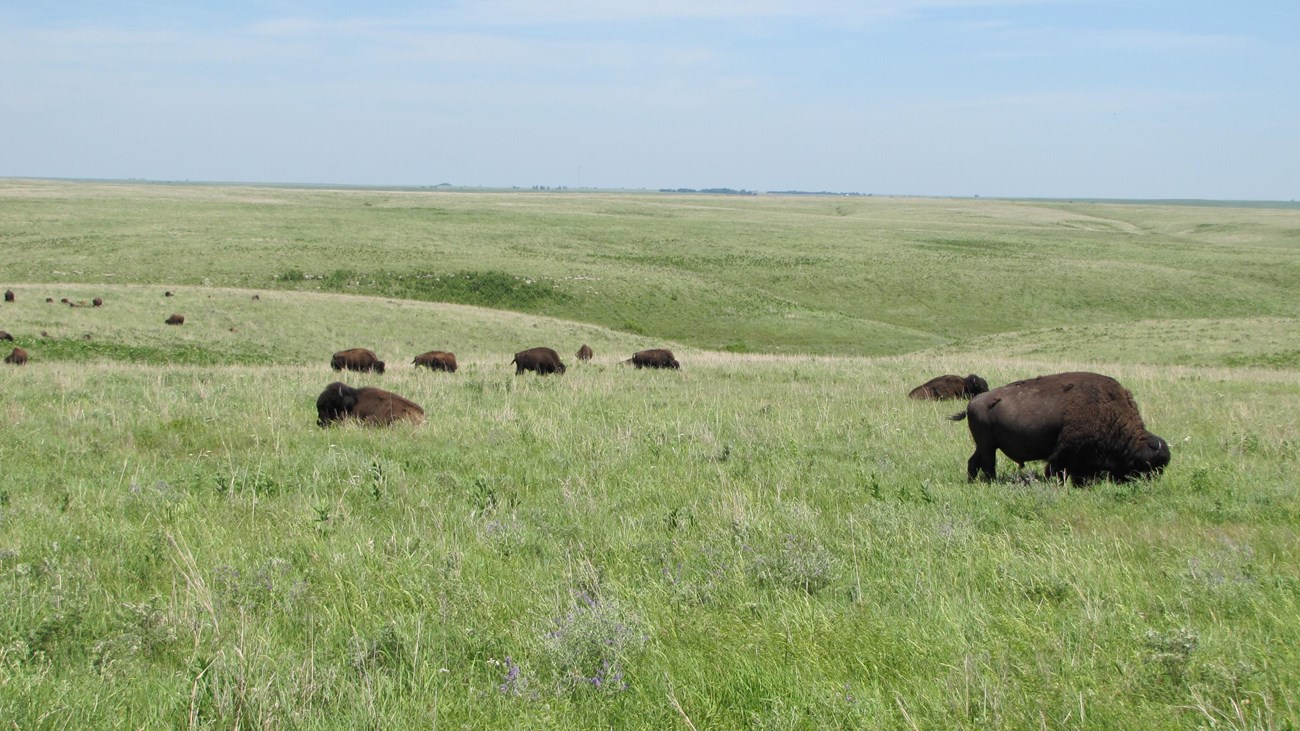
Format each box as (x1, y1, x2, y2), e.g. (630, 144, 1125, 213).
(2, 1, 1297, 198)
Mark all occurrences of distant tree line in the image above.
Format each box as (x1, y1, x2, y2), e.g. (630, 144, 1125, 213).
(658, 188, 757, 196)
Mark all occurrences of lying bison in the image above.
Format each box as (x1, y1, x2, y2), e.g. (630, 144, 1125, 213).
(165, 314, 185, 325)
(628, 348, 680, 369)
(5, 346, 28, 365)
(909, 373, 989, 400)
(949, 371, 1169, 485)
(413, 350, 457, 372)
(331, 348, 385, 373)
(576, 344, 593, 362)
(513, 347, 565, 375)
(316, 382, 425, 427)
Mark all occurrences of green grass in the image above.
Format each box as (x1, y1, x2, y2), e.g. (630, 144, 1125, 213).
(1, 180, 1299, 728)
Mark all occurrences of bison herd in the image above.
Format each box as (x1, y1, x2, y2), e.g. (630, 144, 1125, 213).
(3, 284, 1171, 486)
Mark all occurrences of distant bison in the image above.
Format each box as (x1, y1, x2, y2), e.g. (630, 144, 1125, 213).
(949, 371, 1169, 485)
(413, 350, 458, 372)
(315, 382, 425, 427)
(5, 347, 27, 365)
(165, 314, 185, 325)
(92, 297, 103, 307)
(331, 348, 385, 373)
(3, 289, 13, 302)
(512, 347, 566, 375)
(164, 290, 174, 297)
(628, 348, 680, 369)
(576, 344, 593, 361)
(909, 374, 989, 401)
(0, 331, 12, 341)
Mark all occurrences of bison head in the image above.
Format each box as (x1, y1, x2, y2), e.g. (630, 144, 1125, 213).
(316, 381, 359, 427)
(375, 361, 386, 374)
(964, 374, 989, 396)
(1132, 432, 1171, 478)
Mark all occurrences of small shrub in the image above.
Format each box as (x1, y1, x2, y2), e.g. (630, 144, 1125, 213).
(538, 592, 647, 695)
(745, 533, 839, 595)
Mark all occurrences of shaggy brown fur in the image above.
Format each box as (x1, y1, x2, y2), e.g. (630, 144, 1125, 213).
(165, 314, 185, 325)
(512, 347, 566, 375)
(5, 347, 28, 365)
(3, 290, 13, 303)
(949, 371, 1169, 485)
(413, 350, 458, 372)
(576, 344, 593, 361)
(908, 374, 989, 400)
(629, 349, 680, 369)
(316, 382, 425, 427)
(331, 348, 385, 374)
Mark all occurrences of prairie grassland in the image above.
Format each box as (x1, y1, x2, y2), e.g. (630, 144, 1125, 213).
(1, 180, 1299, 729)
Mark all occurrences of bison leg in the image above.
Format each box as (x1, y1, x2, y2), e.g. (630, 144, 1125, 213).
(967, 449, 997, 481)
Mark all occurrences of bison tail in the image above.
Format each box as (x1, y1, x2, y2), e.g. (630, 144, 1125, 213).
(947, 411, 968, 422)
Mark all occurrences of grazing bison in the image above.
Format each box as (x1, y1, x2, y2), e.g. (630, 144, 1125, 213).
(315, 382, 425, 427)
(628, 348, 680, 369)
(908, 374, 989, 401)
(5, 347, 27, 365)
(164, 290, 174, 297)
(512, 347, 566, 375)
(92, 297, 103, 307)
(3, 290, 13, 302)
(331, 348, 385, 373)
(949, 371, 1169, 485)
(0, 331, 12, 341)
(413, 350, 458, 372)
(576, 344, 593, 361)
(165, 314, 185, 325)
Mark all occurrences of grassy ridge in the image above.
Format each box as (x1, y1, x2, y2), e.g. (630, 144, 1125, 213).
(4, 179, 1299, 355)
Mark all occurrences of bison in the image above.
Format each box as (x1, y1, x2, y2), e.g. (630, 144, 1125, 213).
(92, 297, 103, 307)
(315, 381, 425, 427)
(0, 331, 12, 341)
(331, 348, 385, 374)
(165, 314, 185, 325)
(908, 374, 989, 401)
(949, 371, 1169, 485)
(628, 348, 680, 369)
(5, 347, 28, 365)
(512, 347, 566, 375)
(3, 289, 13, 302)
(413, 350, 458, 372)
(576, 344, 593, 361)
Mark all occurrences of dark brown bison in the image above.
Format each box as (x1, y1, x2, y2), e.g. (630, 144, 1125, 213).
(0, 331, 12, 341)
(45, 297, 54, 303)
(5, 347, 28, 365)
(332, 348, 385, 373)
(92, 297, 103, 307)
(165, 290, 174, 297)
(576, 344, 593, 361)
(628, 349, 680, 369)
(3, 289, 13, 302)
(949, 371, 1169, 485)
(908, 374, 989, 400)
(165, 314, 185, 325)
(413, 350, 458, 372)
(512, 347, 566, 375)
(315, 382, 425, 427)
